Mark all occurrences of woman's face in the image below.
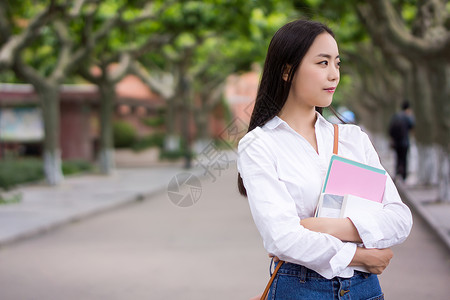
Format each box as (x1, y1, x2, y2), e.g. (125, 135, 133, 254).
(287, 32, 340, 108)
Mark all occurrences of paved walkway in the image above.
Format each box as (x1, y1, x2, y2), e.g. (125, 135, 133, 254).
(0, 146, 449, 299)
(377, 144, 450, 252)
(0, 161, 448, 299)
(0, 164, 201, 246)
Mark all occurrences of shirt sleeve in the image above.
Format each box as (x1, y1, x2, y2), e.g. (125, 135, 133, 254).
(348, 130, 413, 249)
(237, 129, 356, 279)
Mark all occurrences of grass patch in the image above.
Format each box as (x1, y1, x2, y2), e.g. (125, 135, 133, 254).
(0, 193, 22, 205)
(0, 158, 93, 190)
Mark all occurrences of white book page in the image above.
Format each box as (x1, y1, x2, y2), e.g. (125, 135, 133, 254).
(342, 195, 383, 273)
(340, 194, 383, 219)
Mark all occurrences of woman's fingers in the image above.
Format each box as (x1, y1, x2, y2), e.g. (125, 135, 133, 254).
(268, 253, 280, 262)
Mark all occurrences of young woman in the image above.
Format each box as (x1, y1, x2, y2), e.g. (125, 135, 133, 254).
(237, 20, 412, 299)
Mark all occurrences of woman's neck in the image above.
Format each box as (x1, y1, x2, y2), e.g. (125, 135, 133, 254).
(278, 101, 317, 133)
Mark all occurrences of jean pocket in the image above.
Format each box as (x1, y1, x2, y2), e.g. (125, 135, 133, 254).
(367, 293, 384, 300)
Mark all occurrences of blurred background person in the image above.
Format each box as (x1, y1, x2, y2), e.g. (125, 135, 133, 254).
(388, 100, 415, 181)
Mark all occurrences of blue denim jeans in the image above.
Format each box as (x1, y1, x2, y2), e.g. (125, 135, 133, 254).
(267, 261, 384, 300)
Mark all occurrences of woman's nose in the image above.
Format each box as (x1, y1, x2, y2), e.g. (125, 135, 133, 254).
(328, 65, 339, 81)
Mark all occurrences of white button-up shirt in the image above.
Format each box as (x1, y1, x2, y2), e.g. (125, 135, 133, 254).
(237, 113, 412, 279)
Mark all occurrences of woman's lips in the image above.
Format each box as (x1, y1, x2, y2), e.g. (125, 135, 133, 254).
(324, 87, 336, 93)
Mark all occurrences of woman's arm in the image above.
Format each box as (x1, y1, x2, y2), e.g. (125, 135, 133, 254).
(300, 217, 362, 243)
(270, 246, 393, 274)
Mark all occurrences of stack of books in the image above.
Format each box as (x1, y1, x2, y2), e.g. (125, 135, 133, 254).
(315, 155, 387, 221)
(314, 155, 388, 273)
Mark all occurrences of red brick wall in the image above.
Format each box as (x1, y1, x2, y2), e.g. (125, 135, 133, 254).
(60, 103, 93, 160)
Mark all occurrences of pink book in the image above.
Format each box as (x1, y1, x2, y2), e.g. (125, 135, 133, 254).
(322, 155, 387, 203)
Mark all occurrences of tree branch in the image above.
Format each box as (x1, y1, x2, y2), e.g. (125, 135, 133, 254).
(0, 2, 63, 69)
(121, 0, 177, 26)
(12, 57, 47, 88)
(366, 0, 450, 58)
(129, 60, 175, 99)
(69, 0, 88, 17)
(78, 66, 100, 83)
(109, 52, 132, 83)
(92, 5, 127, 42)
(0, 2, 11, 44)
(50, 20, 73, 82)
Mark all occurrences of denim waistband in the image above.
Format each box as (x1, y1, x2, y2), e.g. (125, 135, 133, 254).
(275, 262, 325, 280)
(274, 261, 370, 281)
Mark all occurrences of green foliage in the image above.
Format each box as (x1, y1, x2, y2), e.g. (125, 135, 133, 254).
(141, 116, 165, 128)
(113, 121, 137, 148)
(61, 160, 93, 175)
(132, 133, 165, 152)
(0, 158, 93, 189)
(0, 70, 22, 83)
(159, 148, 194, 161)
(0, 193, 22, 205)
(0, 158, 44, 190)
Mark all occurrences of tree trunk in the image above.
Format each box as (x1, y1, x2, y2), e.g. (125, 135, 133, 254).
(180, 73, 192, 169)
(437, 146, 450, 202)
(98, 82, 116, 174)
(428, 61, 450, 201)
(38, 83, 64, 185)
(193, 94, 211, 154)
(164, 97, 180, 152)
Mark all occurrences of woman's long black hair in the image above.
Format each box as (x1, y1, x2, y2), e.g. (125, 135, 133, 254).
(238, 20, 335, 196)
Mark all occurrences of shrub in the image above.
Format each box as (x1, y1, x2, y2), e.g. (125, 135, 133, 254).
(62, 160, 93, 175)
(113, 121, 137, 148)
(0, 158, 93, 190)
(0, 193, 21, 205)
(141, 116, 165, 128)
(159, 148, 195, 161)
(132, 133, 165, 152)
(0, 158, 43, 190)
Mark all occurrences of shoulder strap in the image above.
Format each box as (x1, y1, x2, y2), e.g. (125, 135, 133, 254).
(333, 124, 339, 155)
(260, 261, 284, 300)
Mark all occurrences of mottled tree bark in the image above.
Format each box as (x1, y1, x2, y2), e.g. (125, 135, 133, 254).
(39, 82, 64, 185)
(97, 81, 116, 174)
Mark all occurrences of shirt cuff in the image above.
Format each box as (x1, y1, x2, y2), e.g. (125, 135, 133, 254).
(348, 212, 384, 248)
(328, 242, 357, 279)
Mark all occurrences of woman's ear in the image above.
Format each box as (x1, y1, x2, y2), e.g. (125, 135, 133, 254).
(282, 64, 291, 81)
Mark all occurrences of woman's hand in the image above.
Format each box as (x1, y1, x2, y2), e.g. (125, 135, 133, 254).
(350, 247, 393, 274)
(268, 253, 280, 262)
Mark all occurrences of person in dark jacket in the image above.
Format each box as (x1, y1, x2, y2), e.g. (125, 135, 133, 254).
(389, 100, 415, 180)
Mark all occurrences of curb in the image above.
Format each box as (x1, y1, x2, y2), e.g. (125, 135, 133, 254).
(395, 180, 450, 252)
(0, 186, 163, 248)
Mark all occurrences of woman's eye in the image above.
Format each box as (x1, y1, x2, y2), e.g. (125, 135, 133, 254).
(337, 61, 341, 68)
(319, 61, 328, 65)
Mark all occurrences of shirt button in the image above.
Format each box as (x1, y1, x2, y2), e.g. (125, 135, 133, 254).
(340, 289, 349, 297)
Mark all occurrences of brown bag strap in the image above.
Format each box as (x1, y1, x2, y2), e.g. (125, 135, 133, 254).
(260, 260, 284, 300)
(333, 124, 339, 155)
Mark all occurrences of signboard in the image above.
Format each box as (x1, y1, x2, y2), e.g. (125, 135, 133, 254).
(0, 107, 44, 142)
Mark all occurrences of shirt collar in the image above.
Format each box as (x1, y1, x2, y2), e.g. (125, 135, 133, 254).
(264, 111, 329, 130)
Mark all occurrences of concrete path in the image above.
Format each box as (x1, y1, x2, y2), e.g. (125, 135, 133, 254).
(0, 165, 193, 246)
(0, 164, 449, 299)
(0, 146, 449, 299)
